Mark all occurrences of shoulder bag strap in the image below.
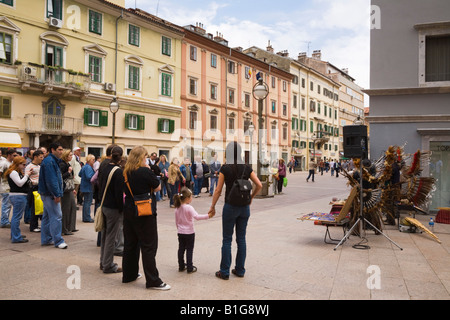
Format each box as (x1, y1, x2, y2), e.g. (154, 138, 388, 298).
(124, 173, 134, 199)
(100, 166, 119, 207)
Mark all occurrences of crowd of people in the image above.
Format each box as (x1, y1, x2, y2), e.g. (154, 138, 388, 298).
(0, 141, 264, 291)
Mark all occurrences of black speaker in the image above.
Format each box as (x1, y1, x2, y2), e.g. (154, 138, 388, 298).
(343, 125, 368, 159)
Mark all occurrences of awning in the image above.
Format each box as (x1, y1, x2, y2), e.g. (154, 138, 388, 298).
(0, 132, 22, 148)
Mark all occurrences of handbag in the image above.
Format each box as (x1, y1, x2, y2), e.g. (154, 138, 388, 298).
(33, 191, 43, 215)
(64, 177, 75, 192)
(283, 177, 288, 187)
(94, 166, 119, 232)
(124, 174, 153, 217)
(226, 164, 252, 207)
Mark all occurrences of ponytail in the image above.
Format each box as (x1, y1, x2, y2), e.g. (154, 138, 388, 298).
(173, 187, 192, 208)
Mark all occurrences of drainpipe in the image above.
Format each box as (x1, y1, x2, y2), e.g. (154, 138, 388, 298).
(114, 10, 123, 96)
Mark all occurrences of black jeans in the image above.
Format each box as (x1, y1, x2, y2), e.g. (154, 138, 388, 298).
(177, 233, 195, 271)
(306, 169, 315, 181)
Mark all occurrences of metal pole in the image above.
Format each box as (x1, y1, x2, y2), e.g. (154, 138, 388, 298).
(257, 99, 263, 180)
(112, 112, 116, 144)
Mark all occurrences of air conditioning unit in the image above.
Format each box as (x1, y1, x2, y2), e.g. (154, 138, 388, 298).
(48, 17, 63, 28)
(104, 82, 116, 92)
(23, 66, 37, 78)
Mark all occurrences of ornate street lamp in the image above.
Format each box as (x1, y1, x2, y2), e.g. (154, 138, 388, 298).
(109, 97, 119, 144)
(252, 74, 269, 180)
(248, 123, 255, 167)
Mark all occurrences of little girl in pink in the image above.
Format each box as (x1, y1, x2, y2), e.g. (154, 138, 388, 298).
(173, 187, 214, 273)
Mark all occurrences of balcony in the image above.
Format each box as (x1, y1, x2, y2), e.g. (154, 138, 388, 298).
(17, 62, 91, 98)
(25, 114, 83, 136)
(313, 130, 331, 143)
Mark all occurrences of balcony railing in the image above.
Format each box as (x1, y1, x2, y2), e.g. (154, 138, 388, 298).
(17, 62, 91, 96)
(25, 114, 83, 136)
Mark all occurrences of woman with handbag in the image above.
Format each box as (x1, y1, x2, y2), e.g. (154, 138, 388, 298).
(208, 142, 262, 280)
(59, 149, 77, 235)
(5, 156, 31, 243)
(98, 146, 124, 273)
(277, 158, 287, 194)
(122, 146, 169, 290)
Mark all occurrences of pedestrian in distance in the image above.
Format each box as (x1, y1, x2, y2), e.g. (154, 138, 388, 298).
(5, 156, 30, 243)
(277, 158, 287, 194)
(25, 149, 44, 232)
(209, 154, 221, 196)
(79, 154, 95, 222)
(0, 148, 18, 228)
(59, 149, 77, 235)
(122, 146, 170, 290)
(38, 142, 68, 249)
(306, 158, 317, 182)
(209, 141, 262, 280)
(174, 187, 213, 274)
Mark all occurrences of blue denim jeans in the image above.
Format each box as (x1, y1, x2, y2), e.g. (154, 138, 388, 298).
(9, 195, 27, 242)
(194, 177, 203, 196)
(82, 192, 93, 222)
(220, 203, 250, 276)
(169, 181, 179, 205)
(209, 176, 218, 195)
(40, 195, 65, 247)
(1, 193, 12, 226)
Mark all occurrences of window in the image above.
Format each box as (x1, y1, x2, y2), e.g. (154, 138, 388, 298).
(310, 81, 314, 91)
(0, 0, 13, 7)
(89, 10, 102, 35)
(228, 118, 235, 132)
(283, 127, 287, 140)
(161, 36, 171, 56)
(189, 78, 197, 95)
(292, 75, 298, 85)
(125, 114, 145, 130)
(228, 61, 236, 74)
(317, 84, 321, 94)
(158, 118, 174, 133)
(271, 101, 276, 113)
(283, 81, 287, 92)
(161, 73, 172, 96)
(128, 65, 140, 90)
(211, 54, 217, 68)
(89, 55, 102, 83)
(293, 95, 298, 108)
(245, 66, 251, 79)
(271, 124, 277, 139)
(301, 78, 305, 88)
(210, 84, 217, 100)
(47, 0, 62, 19)
(84, 108, 108, 127)
(282, 104, 287, 116)
(228, 88, 235, 104)
(0, 96, 11, 118)
(301, 97, 305, 110)
(244, 93, 250, 108)
(271, 76, 276, 88)
(0, 32, 12, 64)
(128, 24, 140, 46)
(309, 100, 315, 112)
(426, 35, 450, 82)
(292, 118, 299, 131)
(46, 44, 63, 83)
(190, 46, 197, 61)
(189, 111, 197, 129)
(210, 115, 217, 130)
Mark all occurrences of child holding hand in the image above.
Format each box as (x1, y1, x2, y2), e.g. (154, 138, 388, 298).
(174, 187, 214, 273)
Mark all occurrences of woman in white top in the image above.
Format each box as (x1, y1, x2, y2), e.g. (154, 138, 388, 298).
(5, 156, 30, 243)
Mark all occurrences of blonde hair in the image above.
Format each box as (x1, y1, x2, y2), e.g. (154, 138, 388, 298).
(61, 149, 72, 162)
(123, 146, 148, 178)
(173, 187, 192, 208)
(85, 154, 95, 163)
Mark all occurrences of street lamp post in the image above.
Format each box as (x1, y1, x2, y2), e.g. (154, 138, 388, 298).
(248, 123, 255, 169)
(109, 97, 120, 144)
(252, 75, 269, 180)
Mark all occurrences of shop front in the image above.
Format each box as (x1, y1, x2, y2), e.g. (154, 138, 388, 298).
(429, 141, 450, 211)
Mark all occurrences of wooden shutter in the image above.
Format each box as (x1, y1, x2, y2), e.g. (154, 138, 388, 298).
(100, 110, 108, 127)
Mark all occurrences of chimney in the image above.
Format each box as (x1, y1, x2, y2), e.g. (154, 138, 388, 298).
(276, 50, 289, 57)
(194, 22, 206, 35)
(312, 50, 321, 60)
(298, 52, 307, 63)
(214, 32, 228, 46)
(267, 40, 274, 53)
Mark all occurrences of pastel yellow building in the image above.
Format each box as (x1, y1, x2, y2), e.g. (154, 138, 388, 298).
(0, 0, 183, 158)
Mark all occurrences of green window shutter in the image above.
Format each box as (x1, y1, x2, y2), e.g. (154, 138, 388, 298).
(100, 110, 108, 127)
(157, 118, 163, 132)
(161, 73, 171, 96)
(162, 36, 171, 56)
(89, 10, 102, 35)
(129, 66, 139, 90)
(310, 120, 313, 133)
(138, 115, 145, 130)
(125, 113, 130, 129)
(169, 119, 175, 133)
(83, 108, 89, 125)
(129, 25, 140, 46)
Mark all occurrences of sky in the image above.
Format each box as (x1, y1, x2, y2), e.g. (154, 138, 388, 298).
(125, 0, 371, 96)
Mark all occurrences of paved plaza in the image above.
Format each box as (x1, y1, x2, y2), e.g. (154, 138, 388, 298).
(0, 170, 449, 302)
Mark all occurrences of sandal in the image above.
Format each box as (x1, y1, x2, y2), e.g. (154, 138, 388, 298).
(215, 271, 229, 280)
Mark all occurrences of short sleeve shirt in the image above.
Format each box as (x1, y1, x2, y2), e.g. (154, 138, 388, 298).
(219, 164, 253, 203)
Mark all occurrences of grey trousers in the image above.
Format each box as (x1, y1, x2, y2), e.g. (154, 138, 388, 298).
(100, 207, 122, 273)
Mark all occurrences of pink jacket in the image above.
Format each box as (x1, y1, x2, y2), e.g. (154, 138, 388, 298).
(175, 204, 209, 234)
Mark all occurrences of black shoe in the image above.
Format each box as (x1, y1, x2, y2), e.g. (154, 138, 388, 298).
(232, 269, 244, 277)
(187, 266, 197, 274)
(215, 271, 229, 280)
(13, 238, 29, 243)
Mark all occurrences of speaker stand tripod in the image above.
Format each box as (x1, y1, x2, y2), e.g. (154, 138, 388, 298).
(334, 148, 403, 251)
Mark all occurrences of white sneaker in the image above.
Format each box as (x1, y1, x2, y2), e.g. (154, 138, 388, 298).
(149, 282, 171, 290)
(57, 242, 68, 249)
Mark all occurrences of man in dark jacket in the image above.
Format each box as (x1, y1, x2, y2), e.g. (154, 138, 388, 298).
(38, 142, 67, 249)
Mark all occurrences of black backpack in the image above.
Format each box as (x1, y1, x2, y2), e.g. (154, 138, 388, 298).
(226, 165, 252, 207)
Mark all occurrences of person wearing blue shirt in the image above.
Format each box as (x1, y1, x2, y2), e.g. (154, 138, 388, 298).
(79, 154, 95, 222)
(38, 142, 67, 249)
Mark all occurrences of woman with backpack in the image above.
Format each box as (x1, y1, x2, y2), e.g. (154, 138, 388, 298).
(208, 142, 262, 280)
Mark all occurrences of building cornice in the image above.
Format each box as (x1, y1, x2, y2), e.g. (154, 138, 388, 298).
(367, 114, 450, 123)
(363, 86, 450, 96)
